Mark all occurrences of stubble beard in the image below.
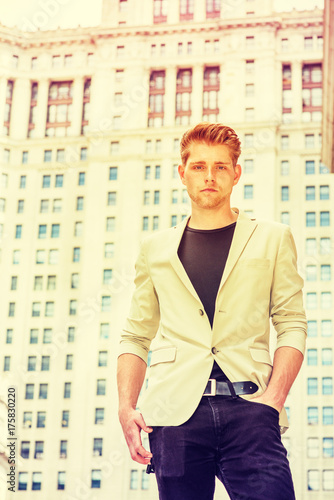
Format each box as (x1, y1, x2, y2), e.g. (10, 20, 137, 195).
(188, 191, 227, 210)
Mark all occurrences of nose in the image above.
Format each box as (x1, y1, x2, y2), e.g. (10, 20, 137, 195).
(205, 167, 216, 182)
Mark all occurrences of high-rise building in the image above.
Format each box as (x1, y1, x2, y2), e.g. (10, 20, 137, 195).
(0, 1, 333, 498)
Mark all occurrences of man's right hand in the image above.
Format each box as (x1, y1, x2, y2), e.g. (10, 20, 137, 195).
(119, 408, 153, 465)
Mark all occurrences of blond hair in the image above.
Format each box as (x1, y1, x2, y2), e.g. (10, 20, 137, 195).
(180, 122, 241, 167)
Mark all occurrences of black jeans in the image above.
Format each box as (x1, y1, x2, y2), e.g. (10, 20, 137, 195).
(148, 396, 295, 500)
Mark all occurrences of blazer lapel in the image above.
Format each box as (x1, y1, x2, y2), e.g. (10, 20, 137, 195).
(169, 215, 203, 303)
(168, 209, 258, 303)
(217, 208, 258, 294)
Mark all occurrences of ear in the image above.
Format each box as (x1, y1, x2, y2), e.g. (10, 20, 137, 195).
(233, 164, 242, 186)
(178, 163, 186, 185)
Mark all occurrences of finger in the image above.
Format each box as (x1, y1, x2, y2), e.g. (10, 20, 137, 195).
(135, 413, 153, 433)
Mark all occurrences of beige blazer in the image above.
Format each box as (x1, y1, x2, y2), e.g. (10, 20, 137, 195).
(119, 208, 307, 433)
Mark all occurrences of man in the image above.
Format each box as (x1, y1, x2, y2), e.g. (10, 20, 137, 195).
(117, 123, 307, 500)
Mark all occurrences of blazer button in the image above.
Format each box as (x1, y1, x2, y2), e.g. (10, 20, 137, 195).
(199, 309, 204, 316)
(211, 347, 217, 354)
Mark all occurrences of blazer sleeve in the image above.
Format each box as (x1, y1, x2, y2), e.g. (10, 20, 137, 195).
(270, 225, 307, 355)
(118, 237, 160, 364)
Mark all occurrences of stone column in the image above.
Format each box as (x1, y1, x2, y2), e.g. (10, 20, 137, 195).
(10, 78, 31, 140)
(291, 60, 303, 123)
(68, 77, 84, 137)
(0, 77, 7, 133)
(34, 78, 49, 138)
(193, 0, 206, 22)
(191, 64, 204, 123)
(164, 66, 177, 127)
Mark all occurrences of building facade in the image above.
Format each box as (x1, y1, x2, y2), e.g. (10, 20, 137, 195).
(0, 0, 333, 498)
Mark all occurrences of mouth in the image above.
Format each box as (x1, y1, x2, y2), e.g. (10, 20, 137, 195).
(201, 188, 218, 192)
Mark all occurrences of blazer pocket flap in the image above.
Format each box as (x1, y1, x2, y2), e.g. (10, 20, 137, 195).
(239, 258, 270, 268)
(249, 347, 273, 365)
(150, 347, 177, 366)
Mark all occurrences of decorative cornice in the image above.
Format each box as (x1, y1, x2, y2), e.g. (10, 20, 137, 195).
(0, 9, 323, 50)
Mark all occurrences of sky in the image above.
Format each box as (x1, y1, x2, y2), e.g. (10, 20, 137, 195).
(0, 0, 324, 31)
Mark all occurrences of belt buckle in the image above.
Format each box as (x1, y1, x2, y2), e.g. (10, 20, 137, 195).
(204, 379, 216, 396)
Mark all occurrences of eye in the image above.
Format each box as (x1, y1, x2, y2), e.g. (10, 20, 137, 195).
(217, 166, 225, 170)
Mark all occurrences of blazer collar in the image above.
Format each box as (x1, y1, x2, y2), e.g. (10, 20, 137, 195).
(169, 208, 258, 303)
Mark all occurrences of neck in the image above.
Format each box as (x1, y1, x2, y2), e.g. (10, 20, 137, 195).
(188, 204, 239, 230)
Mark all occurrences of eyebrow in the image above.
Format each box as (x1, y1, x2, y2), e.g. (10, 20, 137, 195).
(189, 161, 230, 166)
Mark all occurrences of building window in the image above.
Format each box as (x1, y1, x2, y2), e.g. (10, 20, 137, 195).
(153, 0, 168, 23)
(302, 63, 322, 122)
(307, 438, 319, 458)
(34, 441, 44, 459)
(306, 212, 316, 227)
(281, 186, 289, 201)
(180, 0, 194, 20)
(307, 377, 318, 395)
(18, 472, 28, 491)
(308, 469, 320, 491)
(281, 212, 290, 225)
(104, 243, 114, 258)
(39, 383, 48, 399)
(323, 377, 333, 395)
(103, 269, 113, 285)
(62, 411, 69, 427)
(41, 356, 50, 371)
(36, 411, 46, 428)
(100, 323, 109, 339)
(153, 216, 159, 231)
(320, 211, 330, 226)
(68, 326, 75, 342)
(32, 472, 42, 490)
(60, 441, 67, 458)
(320, 185, 330, 200)
(322, 320, 332, 337)
(69, 300, 77, 315)
(15, 225, 22, 239)
(142, 217, 149, 231)
(22, 151, 29, 164)
(307, 349, 318, 366)
(323, 407, 333, 425)
(4, 356, 10, 371)
(93, 438, 103, 457)
(28, 356, 37, 371)
(322, 349, 332, 366)
(306, 186, 315, 201)
(42, 174, 51, 187)
(98, 351, 108, 367)
(305, 160, 315, 175)
(305, 134, 315, 149)
(281, 135, 289, 150)
(6, 329, 13, 344)
(306, 265, 317, 281)
(148, 71, 165, 127)
(203, 67, 220, 121)
(321, 264, 331, 281)
(206, 0, 221, 19)
(51, 224, 60, 238)
(38, 225, 47, 239)
(43, 328, 52, 343)
(91, 469, 102, 488)
(175, 69, 192, 125)
(65, 354, 73, 370)
(21, 441, 30, 459)
(130, 470, 138, 490)
(25, 384, 34, 399)
(323, 470, 334, 491)
(101, 296, 111, 312)
(97, 379, 106, 396)
(57, 471, 65, 490)
(30, 329, 38, 344)
(46, 81, 73, 137)
(95, 408, 104, 425)
(64, 382, 71, 398)
(23, 411, 33, 428)
(244, 185, 253, 199)
(308, 406, 318, 425)
(106, 217, 115, 232)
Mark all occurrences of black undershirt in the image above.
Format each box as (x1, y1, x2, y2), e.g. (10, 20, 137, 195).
(177, 222, 236, 381)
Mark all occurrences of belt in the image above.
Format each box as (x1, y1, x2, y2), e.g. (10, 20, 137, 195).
(203, 379, 258, 397)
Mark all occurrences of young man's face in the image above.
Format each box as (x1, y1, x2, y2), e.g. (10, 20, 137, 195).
(178, 141, 241, 210)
